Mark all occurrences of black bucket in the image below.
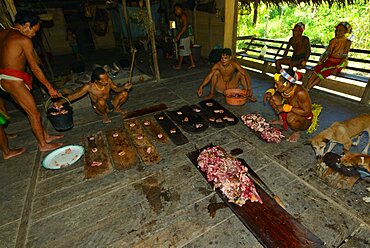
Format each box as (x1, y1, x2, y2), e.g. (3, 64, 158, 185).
(46, 97, 74, 132)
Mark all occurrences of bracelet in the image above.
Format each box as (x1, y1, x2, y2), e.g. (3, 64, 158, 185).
(283, 104, 293, 112)
(265, 88, 275, 96)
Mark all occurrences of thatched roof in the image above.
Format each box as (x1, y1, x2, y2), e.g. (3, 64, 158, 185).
(239, 0, 367, 7)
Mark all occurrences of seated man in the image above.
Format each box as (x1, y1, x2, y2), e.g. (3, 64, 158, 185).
(57, 67, 132, 123)
(304, 22, 352, 91)
(197, 48, 256, 101)
(263, 69, 312, 142)
(276, 22, 311, 71)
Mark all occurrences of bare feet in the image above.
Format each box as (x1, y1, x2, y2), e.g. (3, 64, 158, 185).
(45, 134, 64, 143)
(39, 142, 63, 152)
(102, 114, 112, 124)
(269, 120, 283, 125)
(7, 133, 17, 139)
(173, 65, 181, 70)
(287, 131, 300, 142)
(188, 65, 196, 70)
(3, 147, 26, 160)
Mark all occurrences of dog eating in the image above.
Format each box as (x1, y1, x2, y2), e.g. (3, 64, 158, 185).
(310, 114, 370, 159)
(340, 152, 370, 173)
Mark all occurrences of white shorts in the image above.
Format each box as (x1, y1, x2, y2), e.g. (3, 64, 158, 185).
(179, 37, 191, 57)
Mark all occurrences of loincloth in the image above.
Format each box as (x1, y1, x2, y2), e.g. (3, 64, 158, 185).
(314, 56, 346, 79)
(280, 112, 313, 131)
(0, 68, 33, 91)
(291, 53, 306, 62)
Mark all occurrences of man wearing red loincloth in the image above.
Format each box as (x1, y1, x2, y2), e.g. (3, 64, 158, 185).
(0, 11, 63, 152)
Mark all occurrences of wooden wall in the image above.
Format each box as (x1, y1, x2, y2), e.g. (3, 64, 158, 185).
(41, 8, 70, 55)
(188, 10, 225, 58)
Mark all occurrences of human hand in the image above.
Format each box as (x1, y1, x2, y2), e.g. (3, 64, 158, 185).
(197, 87, 203, 97)
(246, 88, 253, 97)
(263, 92, 272, 104)
(124, 82, 132, 90)
(48, 88, 61, 98)
(301, 61, 307, 66)
(274, 105, 283, 114)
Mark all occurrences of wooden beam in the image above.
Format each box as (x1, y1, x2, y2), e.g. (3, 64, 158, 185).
(223, 0, 238, 53)
(145, 0, 160, 82)
(121, 0, 133, 49)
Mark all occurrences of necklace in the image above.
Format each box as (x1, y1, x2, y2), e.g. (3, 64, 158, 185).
(282, 85, 297, 98)
(94, 83, 105, 91)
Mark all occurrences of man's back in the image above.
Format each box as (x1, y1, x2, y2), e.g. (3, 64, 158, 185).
(0, 29, 27, 70)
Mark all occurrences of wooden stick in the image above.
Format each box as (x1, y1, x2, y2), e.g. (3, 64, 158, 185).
(128, 48, 137, 84)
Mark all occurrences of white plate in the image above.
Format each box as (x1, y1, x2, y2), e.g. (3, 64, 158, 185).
(42, 145, 85, 170)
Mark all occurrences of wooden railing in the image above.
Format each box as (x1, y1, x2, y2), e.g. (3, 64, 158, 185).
(235, 36, 370, 104)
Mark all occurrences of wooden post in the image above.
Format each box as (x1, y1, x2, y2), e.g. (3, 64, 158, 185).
(145, 0, 160, 82)
(121, 0, 133, 49)
(223, 0, 238, 54)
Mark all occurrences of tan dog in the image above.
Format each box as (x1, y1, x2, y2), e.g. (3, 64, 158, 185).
(310, 114, 370, 158)
(340, 152, 370, 172)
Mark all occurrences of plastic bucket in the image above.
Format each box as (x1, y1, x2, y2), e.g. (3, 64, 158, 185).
(45, 96, 74, 131)
(192, 44, 201, 62)
(224, 89, 248, 106)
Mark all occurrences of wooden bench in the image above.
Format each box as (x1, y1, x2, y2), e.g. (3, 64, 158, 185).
(235, 36, 370, 104)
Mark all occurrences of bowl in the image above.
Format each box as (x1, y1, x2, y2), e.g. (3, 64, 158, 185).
(224, 89, 247, 106)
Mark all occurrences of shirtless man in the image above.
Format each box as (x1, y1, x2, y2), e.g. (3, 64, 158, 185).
(197, 48, 255, 101)
(173, 3, 196, 70)
(305, 22, 352, 91)
(0, 11, 63, 152)
(276, 22, 311, 71)
(263, 69, 312, 142)
(56, 67, 131, 123)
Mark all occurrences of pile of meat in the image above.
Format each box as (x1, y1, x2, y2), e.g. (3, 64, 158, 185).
(241, 113, 285, 143)
(197, 146, 262, 206)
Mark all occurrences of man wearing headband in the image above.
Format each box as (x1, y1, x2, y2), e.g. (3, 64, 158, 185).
(263, 69, 313, 142)
(276, 22, 311, 71)
(197, 48, 256, 101)
(305, 22, 352, 90)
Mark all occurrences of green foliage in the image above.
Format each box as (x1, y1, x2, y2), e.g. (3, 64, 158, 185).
(237, 3, 370, 51)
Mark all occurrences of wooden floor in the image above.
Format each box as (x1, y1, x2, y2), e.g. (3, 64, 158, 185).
(0, 60, 369, 248)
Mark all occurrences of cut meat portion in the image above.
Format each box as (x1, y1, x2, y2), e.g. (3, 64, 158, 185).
(197, 146, 262, 206)
(241, 113, 284, 143)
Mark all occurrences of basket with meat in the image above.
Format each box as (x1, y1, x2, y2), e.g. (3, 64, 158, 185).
(241, 113, 285, 143)
(197, 146, 262, 206)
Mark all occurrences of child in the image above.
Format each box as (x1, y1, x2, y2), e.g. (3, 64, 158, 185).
(305, 22, 352, 91)
(276, 22, 311, 71)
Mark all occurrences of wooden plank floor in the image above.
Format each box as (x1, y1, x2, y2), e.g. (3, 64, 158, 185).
(0, 63, 369, 247)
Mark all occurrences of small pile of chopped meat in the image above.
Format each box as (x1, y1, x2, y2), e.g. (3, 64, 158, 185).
(241, 113, 284, 143)
(197, 146, 262, 206)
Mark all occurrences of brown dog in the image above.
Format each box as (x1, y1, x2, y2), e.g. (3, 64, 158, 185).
(310, 114, 370, 158)
(340, 152, 370, 172)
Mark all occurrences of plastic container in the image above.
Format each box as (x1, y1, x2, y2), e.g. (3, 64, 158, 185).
(192, 44, 201, 62)
(45, 96, 74, 131)
(224, 89, 248, 106)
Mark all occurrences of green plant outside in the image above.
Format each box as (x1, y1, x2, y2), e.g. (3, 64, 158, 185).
(237, 2, 370, 55)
